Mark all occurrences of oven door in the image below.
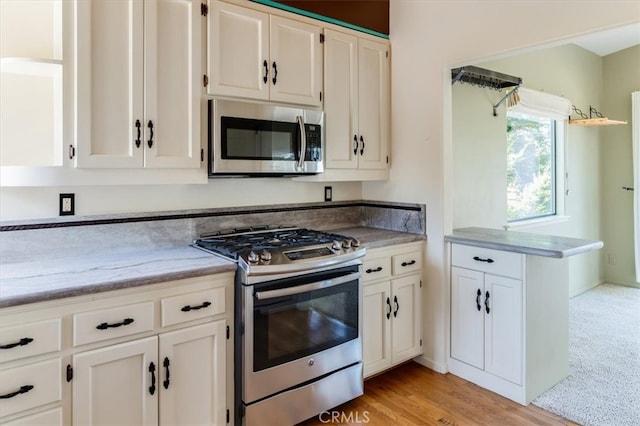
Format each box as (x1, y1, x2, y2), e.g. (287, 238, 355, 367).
(242, 264, 362, 404)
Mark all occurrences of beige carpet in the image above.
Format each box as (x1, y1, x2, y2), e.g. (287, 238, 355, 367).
(533, 283, 640, 426)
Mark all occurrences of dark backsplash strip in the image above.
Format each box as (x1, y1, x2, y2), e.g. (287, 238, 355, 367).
(1, 201, 423, 232)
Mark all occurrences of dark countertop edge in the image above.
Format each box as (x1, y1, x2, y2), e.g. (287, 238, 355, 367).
(0, 264, 237, 309)
(444, 232, 604, 258)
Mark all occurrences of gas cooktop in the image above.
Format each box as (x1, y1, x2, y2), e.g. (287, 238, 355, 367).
(192, 226, 365, 277)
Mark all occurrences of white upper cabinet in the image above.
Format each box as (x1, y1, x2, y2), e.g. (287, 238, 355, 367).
(324, 29, 389, 171)
(208, 1, 322, 107)
(75, 0, 201, 169)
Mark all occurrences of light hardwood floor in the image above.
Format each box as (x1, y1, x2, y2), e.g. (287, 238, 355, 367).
(298, 362, 576, 426)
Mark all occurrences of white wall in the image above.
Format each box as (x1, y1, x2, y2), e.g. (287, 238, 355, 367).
(0, 180, 363, 220)
(367, 0, 639, 372)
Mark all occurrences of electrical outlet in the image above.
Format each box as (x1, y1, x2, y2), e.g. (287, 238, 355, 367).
(60, 193, 75, 216)
(324, 186, 332, 202)
(608, 253, 617, 266)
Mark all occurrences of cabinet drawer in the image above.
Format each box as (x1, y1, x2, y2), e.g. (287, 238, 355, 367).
(161, 287, 226, 327)
(362, 257, 391, 282)
(391, 251, 422, 276)
(73, 301, 154, 346)
(0, 319, 61, 363)
(451, 244, 523, 279)
(0, 358, 61, 418)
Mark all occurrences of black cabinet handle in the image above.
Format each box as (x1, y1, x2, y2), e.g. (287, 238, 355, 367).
(476, 289, 482, 311)
(473, 256, 494, 264)
(360, 135, 365, 155)
(365, 267, 383, 274)
(401, 260, 416, 267)
(181, 301, 212, 312)
(0, 337, 34, 350)
(263, 60, 268, 84)
(96, 318, 134, 330)
(0, 385, 34, 399)
(147, 120, 154, 148)
(163, 357, 170, 390)
(386, 297, 391, 320)
(353, 135, 358, 155)
(149, 362, 156, 395)
(485, 291, 491, 314)
(272, 62, 278, 85)
(134, 119, 142, 148)
(393, 295, 399, 318)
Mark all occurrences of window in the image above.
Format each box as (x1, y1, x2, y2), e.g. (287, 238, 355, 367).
(506, 111, 557, 222)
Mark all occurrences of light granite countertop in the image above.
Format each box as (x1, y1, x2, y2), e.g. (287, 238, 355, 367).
(444, 227, 603, 258)
(0, 227, 425, 308)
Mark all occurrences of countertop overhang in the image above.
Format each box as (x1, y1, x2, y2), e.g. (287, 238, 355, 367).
(444, 227, 603, 258)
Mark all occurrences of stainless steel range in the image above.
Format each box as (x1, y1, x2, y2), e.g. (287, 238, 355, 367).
(193, 226, 366, 426)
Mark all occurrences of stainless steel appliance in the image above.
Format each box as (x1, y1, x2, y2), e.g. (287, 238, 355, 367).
(193, 226, 365, 425)
(208, 99, 324, 176)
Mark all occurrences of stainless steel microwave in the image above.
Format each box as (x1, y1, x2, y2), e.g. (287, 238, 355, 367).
(208, 99, 324, 176)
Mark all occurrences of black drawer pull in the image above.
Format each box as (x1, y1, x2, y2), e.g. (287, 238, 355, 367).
(401, 260, 416, 267)
(473, 256, 494, 264)
(181, 301, 212, 312)
(485, 291, 491, 314)
(365, 267, 383, 274)
(476, 289, 482, 311)
(0, 385, 34, 399)
(386, 297, 392, 320)
(96, 318, 134, 330)
(393, 295, 399, 318)
(0, 337, 34, 350)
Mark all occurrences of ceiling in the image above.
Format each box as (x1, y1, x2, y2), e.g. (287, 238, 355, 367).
(568, 22, 640, 56)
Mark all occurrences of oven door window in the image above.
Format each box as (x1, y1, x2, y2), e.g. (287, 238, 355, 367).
(221, 116, 299, 161)
(253, 278, 358, 372)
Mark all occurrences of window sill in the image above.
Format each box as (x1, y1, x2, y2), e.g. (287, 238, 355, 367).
(504, 215, 570, 230)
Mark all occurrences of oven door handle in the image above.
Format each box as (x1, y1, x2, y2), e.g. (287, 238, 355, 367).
(254, 272, 361, 300)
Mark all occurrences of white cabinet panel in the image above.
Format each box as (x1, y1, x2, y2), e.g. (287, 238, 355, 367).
(363, 280, 391, 377)
(0, 318, 61, 363)
(390, 275, 422, 364)
(0, 358, 61, 418)
(73, 336, 159, 426)
(450, 266, 484, 369)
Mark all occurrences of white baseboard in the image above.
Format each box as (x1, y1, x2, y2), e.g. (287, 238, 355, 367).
(412, 354, 448, 374)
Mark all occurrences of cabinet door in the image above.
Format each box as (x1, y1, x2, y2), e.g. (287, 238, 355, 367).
(75, 0, 144, 168)
(450, 266, 484, 370)
(73, 336, 158, 426)
(362, 281, 391, 378)
(269, 15, 322, 107)
(484, 274, 523, 385)
(323, 29, 359, 169)
(144, 0, 201, 168)
(390, 274, 422, 364)
(158, 321, 227, 426)
(357, 39, 389, 169)
(208, 1, 269, 100)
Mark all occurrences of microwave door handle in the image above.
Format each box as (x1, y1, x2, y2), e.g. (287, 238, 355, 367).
(296, 115, 306, 171)
(254, 272, 361, 300)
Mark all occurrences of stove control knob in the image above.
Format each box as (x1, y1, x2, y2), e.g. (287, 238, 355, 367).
(351, 238, 361, 248)
(342, 239, 352, 249)
(260, 250, 272, 262)
(332, 240, 343, 251)
(247, 251, 259, 264)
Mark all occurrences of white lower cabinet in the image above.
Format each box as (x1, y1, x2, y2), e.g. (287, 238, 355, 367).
(0, 273, 233, 425)
(362, 242, 423, 378)
(450, 267, 522, 385)
(73, 321, 226, 426)
(448, 243, 571, 404)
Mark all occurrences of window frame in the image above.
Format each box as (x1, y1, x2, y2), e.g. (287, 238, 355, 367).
(505, 111, 567, 229)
